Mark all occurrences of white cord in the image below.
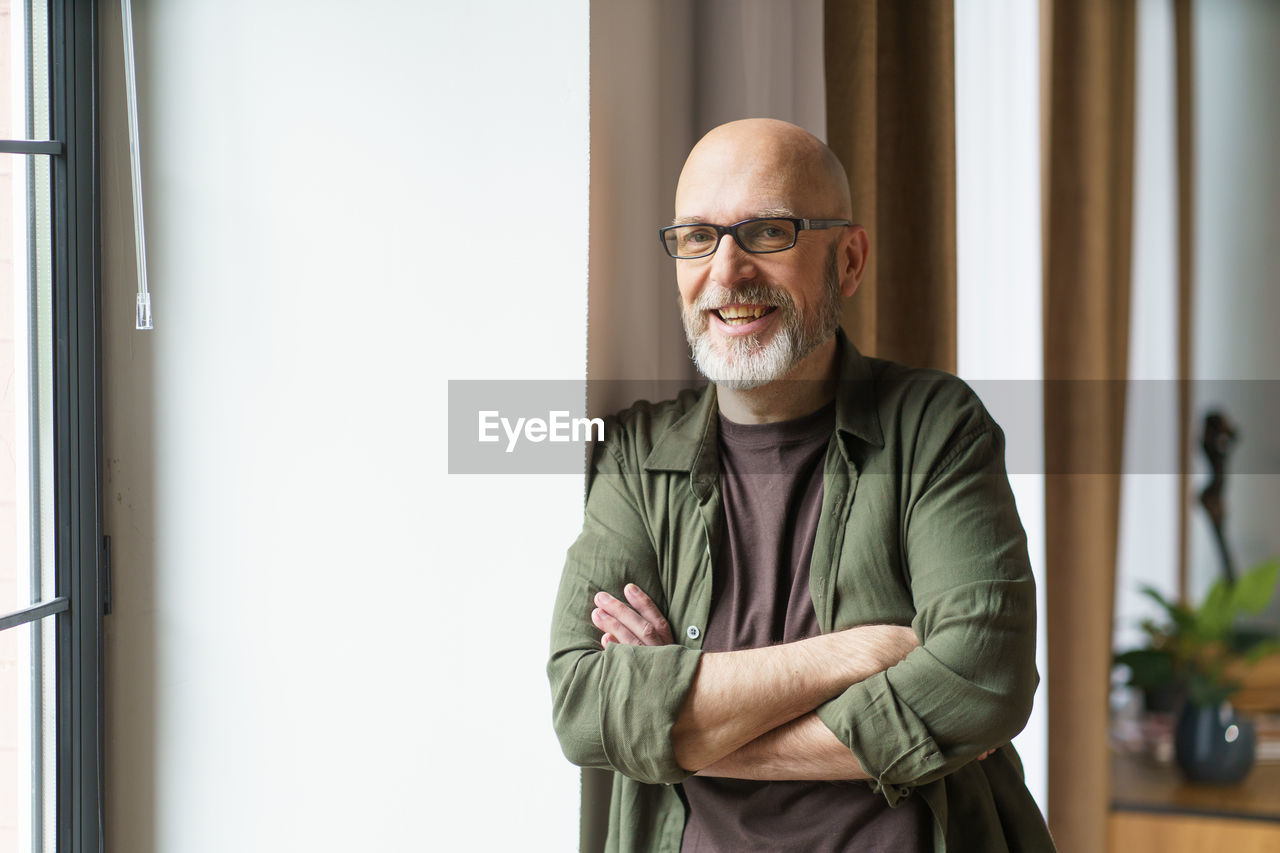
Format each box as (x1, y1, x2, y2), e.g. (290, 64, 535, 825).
(121, 0, 151, 330)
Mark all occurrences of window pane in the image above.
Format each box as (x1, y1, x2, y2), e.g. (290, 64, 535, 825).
(0, 0, 51, 142)
(0, 615, 56, 853)
(0, 151, 53, 619)
(1, 0, 57, 625)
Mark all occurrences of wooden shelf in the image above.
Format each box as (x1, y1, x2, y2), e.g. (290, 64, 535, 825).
(1109, 749, 1280, 852)
(1111, 749, 1280, 820)
(1109, 813, 1280, 853)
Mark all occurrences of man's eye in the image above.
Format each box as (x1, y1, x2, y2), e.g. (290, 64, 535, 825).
(741, 221, 793, 247)
(682, 228, 715, 244)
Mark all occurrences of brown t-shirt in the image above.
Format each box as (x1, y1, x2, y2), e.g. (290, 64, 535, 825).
(680, 402, 933, 853)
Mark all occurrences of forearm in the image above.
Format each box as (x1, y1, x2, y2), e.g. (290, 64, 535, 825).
(671, 623, 914, 771)
(695, 712, 870, 781)
(816, 576, 1038, 793)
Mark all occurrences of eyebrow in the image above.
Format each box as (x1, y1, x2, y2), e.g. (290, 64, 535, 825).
(669, 207, 798, 227)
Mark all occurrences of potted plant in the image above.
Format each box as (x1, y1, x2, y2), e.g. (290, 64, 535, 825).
(1114, 558, 1279, 783)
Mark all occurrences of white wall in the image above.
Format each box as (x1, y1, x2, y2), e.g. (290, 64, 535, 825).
(99, 2, 586, 851)
(1114, 0, 1181, 658)
(1188, 0, 1280, 615)
(954, 0, 1048, 814)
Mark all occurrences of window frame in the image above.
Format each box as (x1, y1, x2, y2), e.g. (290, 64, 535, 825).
(0, 0, 104, 850)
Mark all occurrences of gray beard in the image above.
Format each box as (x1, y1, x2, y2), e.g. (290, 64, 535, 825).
(682, 247, 842, 390)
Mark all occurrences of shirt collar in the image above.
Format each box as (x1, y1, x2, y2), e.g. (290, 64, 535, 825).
(832, 328, 885, 455)
(642, 328, 884, 480)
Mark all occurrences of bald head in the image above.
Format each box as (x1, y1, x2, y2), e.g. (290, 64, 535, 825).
(675, 119, 852, 223)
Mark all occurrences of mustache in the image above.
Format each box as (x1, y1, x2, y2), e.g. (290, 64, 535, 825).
(690, 282, 796, 313)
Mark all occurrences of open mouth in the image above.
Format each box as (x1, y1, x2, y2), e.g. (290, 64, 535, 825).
(713, 304, 777, 327)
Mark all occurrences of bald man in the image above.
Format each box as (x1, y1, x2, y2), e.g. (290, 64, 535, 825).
(549, 120, 1053, 852)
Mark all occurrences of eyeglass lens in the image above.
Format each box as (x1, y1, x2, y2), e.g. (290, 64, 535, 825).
(665, 218, 798, 258)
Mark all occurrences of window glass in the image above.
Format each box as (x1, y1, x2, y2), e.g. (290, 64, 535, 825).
(0, 616, 56, 853)
(0, 147, 55, 619)
(2, 0, 50, 141)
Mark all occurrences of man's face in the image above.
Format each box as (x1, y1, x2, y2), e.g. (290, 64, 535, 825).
(674, 160, 846, 390)
(679, 243, 842, 390)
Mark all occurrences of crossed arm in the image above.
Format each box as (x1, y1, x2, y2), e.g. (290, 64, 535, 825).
(550, 398, 1028, 790)
(591, 584, 928, 778)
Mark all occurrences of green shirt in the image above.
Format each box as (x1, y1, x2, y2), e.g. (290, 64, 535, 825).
(548, 332, 1055, 852)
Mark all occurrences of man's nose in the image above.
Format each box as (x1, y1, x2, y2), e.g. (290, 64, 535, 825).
(707, 233, 758, 289)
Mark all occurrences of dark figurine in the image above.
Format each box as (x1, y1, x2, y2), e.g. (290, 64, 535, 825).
(1199, 410, 1238, 584)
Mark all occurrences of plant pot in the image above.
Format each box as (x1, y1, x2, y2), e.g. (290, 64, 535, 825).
(1173, 701, 1257, 784)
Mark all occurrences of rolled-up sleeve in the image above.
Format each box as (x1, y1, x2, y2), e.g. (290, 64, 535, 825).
(815, 415, 1039, 806)
(547, 443, 702, 785)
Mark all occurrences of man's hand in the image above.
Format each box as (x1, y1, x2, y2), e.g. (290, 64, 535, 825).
(591, 583, 674, 647)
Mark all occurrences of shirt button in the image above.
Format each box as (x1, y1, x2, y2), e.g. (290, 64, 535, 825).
(686, 625, 700, 640)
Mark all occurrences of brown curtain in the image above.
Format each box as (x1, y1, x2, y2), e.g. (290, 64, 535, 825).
(824, 0, 957, 373)
(1174, 0, 1194, 602)
(585, 3, 828, 850)
(1042, 1, 1137, 850)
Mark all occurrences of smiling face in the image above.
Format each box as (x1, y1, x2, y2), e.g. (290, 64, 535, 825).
(680, 244, 843, 390)
(672, 120, 865, 390)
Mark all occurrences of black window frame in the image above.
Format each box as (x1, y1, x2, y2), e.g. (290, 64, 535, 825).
(0, 0, 104, 850)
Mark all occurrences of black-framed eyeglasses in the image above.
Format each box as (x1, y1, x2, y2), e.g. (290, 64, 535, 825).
(658, 217, 851, 259)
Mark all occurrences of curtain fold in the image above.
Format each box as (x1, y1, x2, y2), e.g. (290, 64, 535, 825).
(1042, 1, 1137, 850)
(1174, 0, 1194, 602)
(585, 5, 697, 845)
(824, 0, 957, 372)
(585, 2, 827, 850)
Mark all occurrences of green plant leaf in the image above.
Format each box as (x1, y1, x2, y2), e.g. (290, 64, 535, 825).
(1137, 618, 1163, 642)
(1231, 558, 1279, 616)
(1195, 579, 1233, 641)
(1140, 585, 1195, 632)
(1114, 648, 1177, 689)
(1140, 584, 1176, 615)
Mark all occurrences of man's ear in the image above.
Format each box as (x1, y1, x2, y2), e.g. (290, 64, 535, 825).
(840, 226, 870, 298)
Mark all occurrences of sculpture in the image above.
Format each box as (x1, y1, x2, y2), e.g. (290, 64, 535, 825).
(1199, 410, 1238, 584)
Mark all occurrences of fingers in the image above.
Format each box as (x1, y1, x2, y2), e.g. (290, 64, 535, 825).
(622, 583, 674, 643)
(593, 589, 662, 645)
(592, 601, 643, 645)
(590, 586, 674, 646)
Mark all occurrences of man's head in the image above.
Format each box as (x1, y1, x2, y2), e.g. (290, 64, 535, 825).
(670, 119, 868, 390)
